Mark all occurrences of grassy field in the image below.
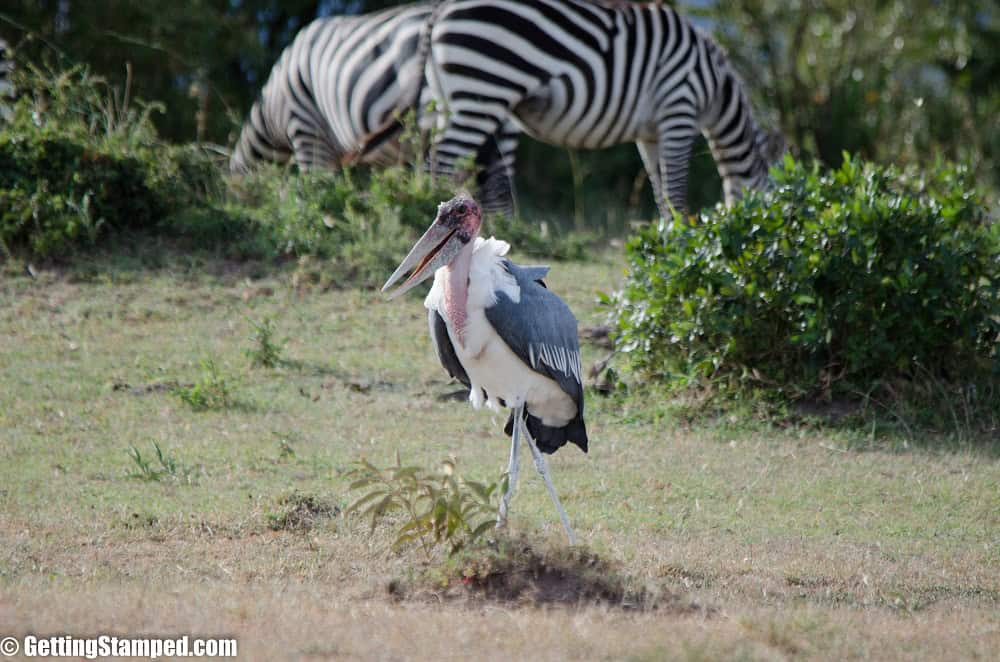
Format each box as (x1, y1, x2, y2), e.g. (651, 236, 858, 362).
(1, 248, 998, 661)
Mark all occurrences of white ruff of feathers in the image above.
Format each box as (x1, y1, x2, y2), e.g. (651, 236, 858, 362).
(423, 236, 520, 316)
(424, 236, 578, 428)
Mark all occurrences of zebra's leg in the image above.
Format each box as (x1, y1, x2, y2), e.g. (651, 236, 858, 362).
(657, 123, 698, 217)
(478, 121, 521, 217)
(433, 107, 519, 215)
(637, 140, 667, 219)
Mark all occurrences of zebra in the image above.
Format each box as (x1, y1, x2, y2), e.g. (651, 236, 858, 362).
(424, 0, 783, 215)
(0, 38, 14, 123)
(230, 2, 520, 213)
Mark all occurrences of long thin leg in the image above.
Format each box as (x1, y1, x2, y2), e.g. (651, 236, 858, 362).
(637, 139, 667, 219)
(522, 417, 577, 545)
(496, 404, 522, 530)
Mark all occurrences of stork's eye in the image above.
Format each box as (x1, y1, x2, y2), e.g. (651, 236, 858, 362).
(456, 203, 468, 214)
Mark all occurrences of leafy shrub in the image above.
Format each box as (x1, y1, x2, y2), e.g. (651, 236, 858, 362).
(615, 155, 1000, 425)
(346, 454, 505, 557)
(1, 63, 593, 272)
(222, 160, 592, 286)
(222, 163, 458, 286)
(0, 64, 221, 257)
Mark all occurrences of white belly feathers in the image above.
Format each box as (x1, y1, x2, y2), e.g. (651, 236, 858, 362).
(424, 237, 577, 427)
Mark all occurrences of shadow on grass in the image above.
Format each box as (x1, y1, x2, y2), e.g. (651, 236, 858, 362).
(387, 536, 712, 614)
(597, 384, 1000, 459)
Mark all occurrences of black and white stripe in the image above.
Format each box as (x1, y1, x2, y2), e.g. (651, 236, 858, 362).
(231, 2, 519, 213)
(0, 38, 14, 123)
(230, 4, 432, 172)
(426, 0, 782, 214)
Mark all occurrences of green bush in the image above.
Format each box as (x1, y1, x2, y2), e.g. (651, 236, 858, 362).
(0, 65, 222, 257)
(1, 64, 590, 274)
(615, 155, 1000, 424)
(221, 163, 458, 286)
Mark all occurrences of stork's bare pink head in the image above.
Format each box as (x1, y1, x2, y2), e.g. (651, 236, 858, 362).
(380, 194, 482, 300)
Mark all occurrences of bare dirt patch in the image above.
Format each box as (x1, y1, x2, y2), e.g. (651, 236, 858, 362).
(390, 539, 709, 614)
(265, 492, 341, 531)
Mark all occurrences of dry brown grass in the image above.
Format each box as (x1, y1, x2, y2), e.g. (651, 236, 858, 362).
(1, 254, 998, 660)
(5, 575, 998, 661)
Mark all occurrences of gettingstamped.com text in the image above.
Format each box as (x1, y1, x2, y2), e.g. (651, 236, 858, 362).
(1, 634, 237, 659)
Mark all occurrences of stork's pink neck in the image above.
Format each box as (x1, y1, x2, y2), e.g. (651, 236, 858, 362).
(442, 239, 476, 347)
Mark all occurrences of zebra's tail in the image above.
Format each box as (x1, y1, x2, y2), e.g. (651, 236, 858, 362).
(229, 93, 292, 174)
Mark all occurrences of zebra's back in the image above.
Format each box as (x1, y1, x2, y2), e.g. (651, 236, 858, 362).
(426, 0, 780, 213)
(230, 3, 434, 173)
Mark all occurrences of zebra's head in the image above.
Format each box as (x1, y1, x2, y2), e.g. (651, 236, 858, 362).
(756, 128, 786, 167)
(717, 124, 786, 207)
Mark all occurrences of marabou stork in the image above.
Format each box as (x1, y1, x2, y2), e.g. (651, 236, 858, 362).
(381, 195, 588, 544)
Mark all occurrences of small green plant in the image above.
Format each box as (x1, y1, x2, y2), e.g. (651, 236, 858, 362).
(245, 315, 285, 368)
(172, 358, 234, 411)
(346, 454, 505, 557)
(615, 155, 1000, 433)
(276, 438, 296, 461)
(126, 441, 194, 483)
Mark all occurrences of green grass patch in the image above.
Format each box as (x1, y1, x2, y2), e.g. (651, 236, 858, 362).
(1, 257, 997, 660)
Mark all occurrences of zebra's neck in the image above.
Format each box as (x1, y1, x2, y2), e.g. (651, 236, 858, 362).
(699, 55, 771, 206)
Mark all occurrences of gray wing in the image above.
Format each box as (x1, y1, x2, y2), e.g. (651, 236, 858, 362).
(484, 260, 583, 411)
(429, 308, 470, 387)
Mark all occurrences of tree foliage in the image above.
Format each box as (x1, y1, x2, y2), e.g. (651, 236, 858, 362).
(696, 0, 1000, 194)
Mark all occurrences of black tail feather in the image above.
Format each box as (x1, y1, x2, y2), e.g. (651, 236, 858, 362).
(503, 409, 588, 455)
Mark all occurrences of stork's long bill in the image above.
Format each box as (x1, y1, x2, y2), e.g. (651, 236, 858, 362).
(381, 195, 482, 301)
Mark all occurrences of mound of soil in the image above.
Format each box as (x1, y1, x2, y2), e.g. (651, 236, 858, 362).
(266, 492, 340, 531)
(391, 539, 708, 614)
